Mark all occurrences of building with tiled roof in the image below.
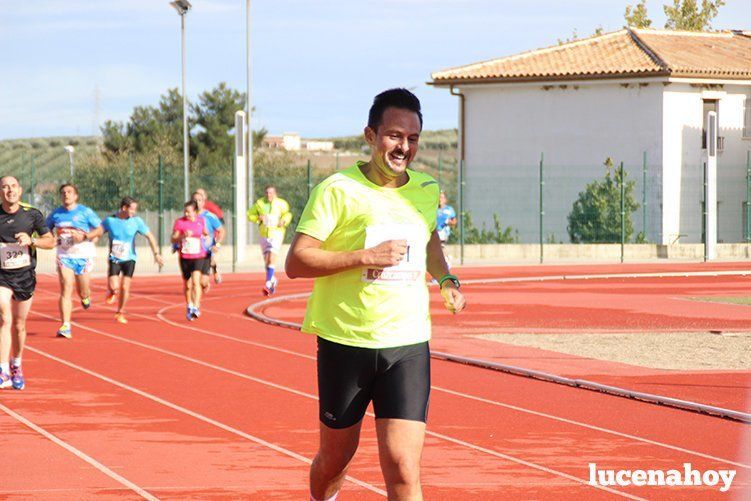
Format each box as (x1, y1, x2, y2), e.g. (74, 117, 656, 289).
(430, 28, 751, 246)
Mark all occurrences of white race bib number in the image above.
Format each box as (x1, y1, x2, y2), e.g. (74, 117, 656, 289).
(110, 240, 131, 261)
(181, 237, 201, 255)
(265, 214, 279, 228)
(0, 243, 31, 270)
(361, 223, 426, 285)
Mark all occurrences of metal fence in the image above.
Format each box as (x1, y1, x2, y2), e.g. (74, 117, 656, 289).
(5, 149, 751, 264)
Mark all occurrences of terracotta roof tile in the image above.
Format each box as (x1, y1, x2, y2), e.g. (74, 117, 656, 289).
(431, 28, 751, 84)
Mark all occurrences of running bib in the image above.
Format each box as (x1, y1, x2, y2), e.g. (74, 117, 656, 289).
(266, 214, 280, 228)
(110, 240, 131, 261)
(181, 237, 201, 255)
(0, 243, 31, 270)
(361, 223, 426, 285)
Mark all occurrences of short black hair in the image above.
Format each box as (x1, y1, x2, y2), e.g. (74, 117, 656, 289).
(367, 88, 423, 131)
(59, 183, 78, 195)
(120, 196, 137, 209)
(184, 200, 198, 211)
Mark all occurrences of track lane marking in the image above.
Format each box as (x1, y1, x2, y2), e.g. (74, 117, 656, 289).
(0, 402, 158, 500)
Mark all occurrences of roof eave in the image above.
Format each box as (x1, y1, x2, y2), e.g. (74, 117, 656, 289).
(429, 70, 672, 86)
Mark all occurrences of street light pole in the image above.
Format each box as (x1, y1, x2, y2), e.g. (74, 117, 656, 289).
(246, 0, 254, 246)
(170, 0, 192, 202)
(64, 145, 75, 181)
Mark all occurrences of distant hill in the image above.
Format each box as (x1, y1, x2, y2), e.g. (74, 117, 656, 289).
(1, 136, 101, 188)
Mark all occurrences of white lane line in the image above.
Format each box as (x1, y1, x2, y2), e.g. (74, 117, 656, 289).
(27, 310, 736, 500)
(425, 429, 647, 500)
(26, 321, 637, 497)
(23, 344, 387, 497)
(0, 402, 158, 501)
(74, 286, 751, 470)
(431, 385, 750, 469)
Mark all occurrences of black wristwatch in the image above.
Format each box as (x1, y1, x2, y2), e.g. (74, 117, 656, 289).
(438, 274, 460, 289)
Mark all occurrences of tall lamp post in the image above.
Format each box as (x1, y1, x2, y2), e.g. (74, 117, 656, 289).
(246, 0, 254, 246)
(170, 0, 192, 202)
(63, 145, 75, 181)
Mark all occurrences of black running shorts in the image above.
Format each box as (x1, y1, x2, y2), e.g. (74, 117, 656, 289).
(108, 260, 136, 278)
(0, 270, 36, 302)
(179, 257, 207, 281)
(316, 337, 431, 429)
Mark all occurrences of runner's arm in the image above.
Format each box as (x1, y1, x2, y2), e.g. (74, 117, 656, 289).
(18, 231, 56, 249)
(286, 232, 407, 279)
(426, 230, 465, 314)
(143, 232, 164, 266)
(247, 203, 260, 224)
(170, 230, 183, 244)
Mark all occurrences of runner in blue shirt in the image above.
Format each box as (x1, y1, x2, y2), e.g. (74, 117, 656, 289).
(192, 191, 225, 293)
(45, 184, 103, 338)
(102, 196, 164, 324)
(436, 191, 457, 245)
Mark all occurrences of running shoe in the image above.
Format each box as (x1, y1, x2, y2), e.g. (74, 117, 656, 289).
(114, 312, 128, 324)
(81, 297, 91, 309)
(57, 323, 72, 339)
(192, 307, 201, 319)
(0, 371, 11, 389)
(10, 364, 24, 390)
(186, 305, 195, 321)
(213, 267, 222, 284)
(263, 278, 277, 296)
(105, 292, 117, 305)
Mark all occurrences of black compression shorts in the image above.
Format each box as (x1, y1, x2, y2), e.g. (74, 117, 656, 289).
(316, 337, 431, 429)
(0, 270, 36, 302)
(179, 257, 207, 281)
(108, 260, 136, 278)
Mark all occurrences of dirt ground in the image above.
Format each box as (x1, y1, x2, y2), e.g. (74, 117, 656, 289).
(476, 331, 751, 370)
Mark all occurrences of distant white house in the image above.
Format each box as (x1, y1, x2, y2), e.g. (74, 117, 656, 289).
(262, 132, 302, 151)
(431, 28, 751, 245)
(305, 140, 335, 151)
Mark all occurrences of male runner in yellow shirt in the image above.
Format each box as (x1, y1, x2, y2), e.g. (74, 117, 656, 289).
(247, 185, 291, 295)
(286, 88, 466, 501)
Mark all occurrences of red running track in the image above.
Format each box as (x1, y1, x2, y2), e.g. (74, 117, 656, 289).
(0, 267, 749, 499)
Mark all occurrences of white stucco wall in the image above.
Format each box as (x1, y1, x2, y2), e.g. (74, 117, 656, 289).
(663, 83, 751, 244)
(460, 80, 663, 244)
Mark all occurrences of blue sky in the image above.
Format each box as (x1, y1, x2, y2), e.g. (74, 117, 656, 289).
(1, 0, 748, 140)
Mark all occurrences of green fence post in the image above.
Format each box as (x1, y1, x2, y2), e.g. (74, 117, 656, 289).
(746, 151, 750, 243)
(232, 157, 237, 273)
(620, 161, 625, 263)
(438, 150, 443, 188)
(459, 159, 465, 266)
(539, 153, 544, 264)
(307, 159, 312, 199)
(158, 156, 165, 271)
(30, 155, 36, 206)
(129, 154, 135, 196)
(702, 162, 707, 260)
(642, 151, 647, 241)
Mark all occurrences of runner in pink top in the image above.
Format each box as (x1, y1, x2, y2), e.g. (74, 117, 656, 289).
(171, 201, 208, 320)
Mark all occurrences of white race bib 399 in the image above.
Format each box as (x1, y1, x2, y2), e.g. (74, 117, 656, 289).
(0, 243, 31, 270)
(361, 223, 426, 286)
(110, 240, 131, 261)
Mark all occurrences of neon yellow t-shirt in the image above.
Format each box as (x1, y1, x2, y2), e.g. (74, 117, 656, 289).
(296, 162, 439, 349)
(247, 197, 292, 239)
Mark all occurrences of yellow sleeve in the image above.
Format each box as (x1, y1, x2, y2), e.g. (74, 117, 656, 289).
(280, 199, 293, 227)
(247, 199, 260, 223)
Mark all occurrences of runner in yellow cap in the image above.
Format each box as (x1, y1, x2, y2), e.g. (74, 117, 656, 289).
(247, 185, 291, 295)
